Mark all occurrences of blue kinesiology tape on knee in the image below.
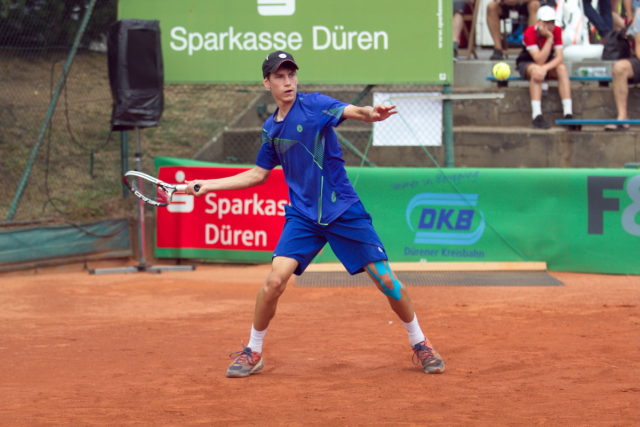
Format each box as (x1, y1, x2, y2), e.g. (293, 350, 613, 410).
(366, 261, 403, 300)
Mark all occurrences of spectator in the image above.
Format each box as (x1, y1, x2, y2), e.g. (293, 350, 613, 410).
(487, 0, 542, 60)
(623, 0, 640, 27)
(584, 0, 613, 37)
(606, 6, 640, 130)
(515, 5, 573, 129)
(453, 0, 476, 59)
(583, 0, 625, 39)
(612, 0, 626, 30)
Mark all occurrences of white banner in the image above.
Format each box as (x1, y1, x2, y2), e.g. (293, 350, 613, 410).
(372, 92, 442, 147)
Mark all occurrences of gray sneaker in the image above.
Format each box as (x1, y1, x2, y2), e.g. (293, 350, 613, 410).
(412, 339, 445, 374)
(226, 347, 264, 378)
(532, 114, 551, 129)
(490, 48, 504, 60)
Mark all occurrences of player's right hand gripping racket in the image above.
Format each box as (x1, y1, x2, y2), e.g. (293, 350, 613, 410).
(123, 170, 200, 207)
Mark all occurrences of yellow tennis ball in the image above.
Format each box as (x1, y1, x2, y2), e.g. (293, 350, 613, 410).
(492, 62, 511, 80)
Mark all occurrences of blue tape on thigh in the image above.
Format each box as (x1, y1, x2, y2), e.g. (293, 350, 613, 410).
(366, 261, 403, 301)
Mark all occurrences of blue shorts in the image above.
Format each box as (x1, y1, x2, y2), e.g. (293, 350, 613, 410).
(274, 201, 388, 276)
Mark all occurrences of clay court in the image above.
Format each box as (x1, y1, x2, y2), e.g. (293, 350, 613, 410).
(0, 264, 638, 425)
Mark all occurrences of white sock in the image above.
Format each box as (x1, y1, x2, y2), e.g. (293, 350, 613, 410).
(403, 314, 426, 347)
(531, 100, 542, 119)
(562, 99, 573, 116)
(247, 325, 267, 353)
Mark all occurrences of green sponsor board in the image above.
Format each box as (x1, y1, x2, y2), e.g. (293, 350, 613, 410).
(155, 158, 640, 274)
(118, 0, 452, 84)
(314, 167, 640, 274)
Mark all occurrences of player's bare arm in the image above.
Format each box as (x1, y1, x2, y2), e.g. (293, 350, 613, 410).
(186, 166, 271, 195)
(343, 104, 397, 122)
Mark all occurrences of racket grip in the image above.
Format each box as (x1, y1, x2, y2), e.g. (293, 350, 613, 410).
(175, 184, 200, 192)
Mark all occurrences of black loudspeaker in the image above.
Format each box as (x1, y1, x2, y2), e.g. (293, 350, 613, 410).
(107, 19, 164, 131)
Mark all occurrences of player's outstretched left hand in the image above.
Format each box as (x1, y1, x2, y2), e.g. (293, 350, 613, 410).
(372, 104, 397, 121)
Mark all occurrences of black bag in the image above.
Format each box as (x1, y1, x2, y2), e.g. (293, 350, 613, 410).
(601, 30, 631, 60)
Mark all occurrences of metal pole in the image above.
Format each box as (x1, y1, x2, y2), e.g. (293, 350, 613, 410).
(443, 84, 454, 167)
(90, 128, 195, 274)
(120, 130, 129, 197)
(134, 128, 147, 266)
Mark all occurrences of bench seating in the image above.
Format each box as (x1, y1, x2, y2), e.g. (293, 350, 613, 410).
(555, 118, 640, 131)
(487, 76, 612, 87)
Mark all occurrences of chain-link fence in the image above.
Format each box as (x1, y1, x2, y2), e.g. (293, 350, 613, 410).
(197, 84, 448, 167)
(1, 1, 450, 225)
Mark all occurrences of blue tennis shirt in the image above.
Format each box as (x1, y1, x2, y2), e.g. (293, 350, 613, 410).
(256, 92, 360, 225)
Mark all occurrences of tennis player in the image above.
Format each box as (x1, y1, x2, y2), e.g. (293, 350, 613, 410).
(185, 50, 445, 377)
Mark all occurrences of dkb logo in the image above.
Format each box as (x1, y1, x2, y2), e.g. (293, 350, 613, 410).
(405, 193, 485, 245)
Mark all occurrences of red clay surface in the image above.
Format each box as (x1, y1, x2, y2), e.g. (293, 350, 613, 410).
(0, 264, 638, 425)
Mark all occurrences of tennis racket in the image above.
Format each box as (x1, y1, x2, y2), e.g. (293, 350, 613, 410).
(123, 170, 200, 207)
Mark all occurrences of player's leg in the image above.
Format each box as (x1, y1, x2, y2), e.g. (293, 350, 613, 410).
(226, 257, 299, 378)
(326, 201, 445, 374)
(253, 256, 299, 331)
(364, 261, 445, 374)
(227, 206, 326, 378)
(363, 260, 414, 322)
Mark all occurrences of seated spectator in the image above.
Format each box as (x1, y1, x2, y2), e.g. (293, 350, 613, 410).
(623, 0, 640, 28)
(487, 0, 541, 60)
(606, 6, 640, 130)
(584, 0, 613, 37)
(453, 0, 476, 59)
(611, 0, 626, 31)
(515, 5, 573, 129)
(583, 0, 625, 39)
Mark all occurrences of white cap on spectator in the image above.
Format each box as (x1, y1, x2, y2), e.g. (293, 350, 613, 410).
(537, 5, 556, 21)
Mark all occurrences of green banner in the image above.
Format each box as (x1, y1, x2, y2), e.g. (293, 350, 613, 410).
(314, 167, 640, 274)
(117, 0, 452, 84)
(155, 158, 640, 274)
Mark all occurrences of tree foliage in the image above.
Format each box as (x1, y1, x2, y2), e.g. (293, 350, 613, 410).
(0, 0, 116, 49)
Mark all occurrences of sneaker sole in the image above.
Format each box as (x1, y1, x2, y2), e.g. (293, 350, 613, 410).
(423, 361, 445, 374)
(226, 358, 264, 378)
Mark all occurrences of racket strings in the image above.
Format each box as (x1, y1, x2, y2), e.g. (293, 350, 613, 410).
(129, 176, 172, 205)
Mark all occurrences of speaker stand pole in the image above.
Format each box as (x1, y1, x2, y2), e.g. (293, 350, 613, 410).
(90, 128, 195, 275)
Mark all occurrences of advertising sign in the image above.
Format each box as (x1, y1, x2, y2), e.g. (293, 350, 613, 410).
(313, 167, 640, 274)
(155, 161, 288, 262)
(117, 0, 452, 84)
(155, 158, 640, 274)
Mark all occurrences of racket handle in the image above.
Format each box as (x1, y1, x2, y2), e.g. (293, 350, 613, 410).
(175, 184, 200, 192)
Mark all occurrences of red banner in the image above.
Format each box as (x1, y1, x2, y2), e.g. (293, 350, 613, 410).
(156, 166, 289, 252)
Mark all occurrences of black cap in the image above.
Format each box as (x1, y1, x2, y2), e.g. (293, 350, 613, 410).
(262, 50, 298, 78)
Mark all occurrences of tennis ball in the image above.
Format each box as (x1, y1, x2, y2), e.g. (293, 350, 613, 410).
(492, 62, 511, 81)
